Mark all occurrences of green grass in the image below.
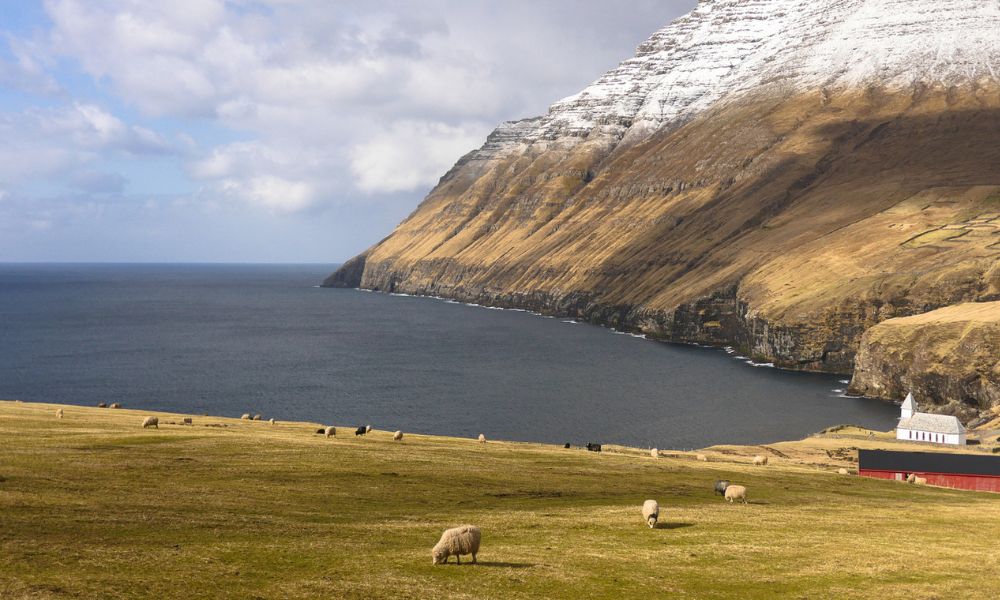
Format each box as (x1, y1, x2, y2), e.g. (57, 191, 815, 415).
(1, 401, 998, 599)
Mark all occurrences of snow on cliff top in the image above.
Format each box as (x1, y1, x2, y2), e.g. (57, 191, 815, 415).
(480, 0, 1000, 156)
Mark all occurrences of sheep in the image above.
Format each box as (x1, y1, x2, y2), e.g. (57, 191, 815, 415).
(252, 414, 263, 421)
(182, 417, 192, 425)
(241, 414, 251, 420)
(564, 443, 571, 449)
(315, 428, 326, 435)
(696, 454, 708, 462)
(725, 484, 748, 504)
(586, 443, 601, 452)
(478, 433, 486, 444)
(431, 525, 481, 565)
(355, 426, 368, 436)
(55, 409, 64, 419)
(141, 416, 159, 429)
(393, 430, 403, 441)
(906, 473, 916, 483)
(650, 448, 659, 459)
(713, 480, 731, 496)
(268, 418, 275, 425)
(642, 499, 659, 528)
(752, 455, 768, 466)
(913, 476, 927, 485)
(838, 468, 849, 475)
(109, 403, 121, 409)
(325, 426, 336, 438)
(97, 402, 108, 408)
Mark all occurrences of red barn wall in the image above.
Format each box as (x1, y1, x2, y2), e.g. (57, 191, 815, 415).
(860, 469, 1000, 493)
(924, 473, 1000, 493)
(859, 470, 900, 482)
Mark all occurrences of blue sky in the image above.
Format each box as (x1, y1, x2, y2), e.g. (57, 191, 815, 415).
(0, 0, 693, 262)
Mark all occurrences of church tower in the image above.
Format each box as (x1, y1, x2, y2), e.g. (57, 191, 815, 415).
(900, 392, 917, 420)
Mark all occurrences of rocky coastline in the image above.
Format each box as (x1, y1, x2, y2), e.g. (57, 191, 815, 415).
(325, 1, 1000, 420)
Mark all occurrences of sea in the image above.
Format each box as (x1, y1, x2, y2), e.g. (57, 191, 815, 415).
(0, 263, 900, 449)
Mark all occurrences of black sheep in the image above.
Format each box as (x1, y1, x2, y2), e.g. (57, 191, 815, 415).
(714, 480, 731, 496)
(355, 426, 368, 436)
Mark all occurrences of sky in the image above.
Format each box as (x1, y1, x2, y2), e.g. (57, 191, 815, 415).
(0, 0, 694, 263)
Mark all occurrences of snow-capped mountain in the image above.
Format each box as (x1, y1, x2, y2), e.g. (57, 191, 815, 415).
(329, 0, 1000, 418)
(480, 0, 1000, 157)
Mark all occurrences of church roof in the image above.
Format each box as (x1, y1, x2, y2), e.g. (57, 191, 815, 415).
(901, 392, 916, 412)
(898, 412, 965, 435)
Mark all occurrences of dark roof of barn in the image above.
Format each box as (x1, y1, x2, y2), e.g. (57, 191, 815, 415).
(859, 449, 1000, 477)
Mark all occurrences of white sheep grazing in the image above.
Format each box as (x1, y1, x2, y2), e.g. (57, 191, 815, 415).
(642, 499, 659, 528)
(650, 448, 658, 459)
(324, 426, 336, 438)
(752, 455, 768, 466)
(55, 409, 64, 419)
(906, 473, 916, 483)
(253, 414, 263, 421)
(393, 430, 403, 441)
(141, 416, 159, 429)
(696, 454, 708, 462)
(268, 418, 275, 425)
(913, 476, 927, 485)
(725, 484, 748, 504)
(838, 468, 849, 475)
(241, 413, 251, 420)
(478, 433, 486, 444)
(432, 525, 481, 565)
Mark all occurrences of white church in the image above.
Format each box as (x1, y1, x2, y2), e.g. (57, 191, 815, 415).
(895, 392, 966, 445)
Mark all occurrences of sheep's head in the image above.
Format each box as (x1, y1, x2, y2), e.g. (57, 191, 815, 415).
(432, 548, 447, 565)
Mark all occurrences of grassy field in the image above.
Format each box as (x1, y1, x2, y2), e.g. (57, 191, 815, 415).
(2, 401, 999, 599)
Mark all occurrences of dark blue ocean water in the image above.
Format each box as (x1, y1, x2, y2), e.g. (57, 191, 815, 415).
(0, 264, 899, 449)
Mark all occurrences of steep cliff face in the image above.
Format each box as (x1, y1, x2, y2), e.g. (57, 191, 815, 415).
(850, 302, 1000, 419)
(327, 0, 1000, 417)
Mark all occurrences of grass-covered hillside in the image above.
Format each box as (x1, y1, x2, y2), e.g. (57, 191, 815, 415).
(2, 400, 998, 599)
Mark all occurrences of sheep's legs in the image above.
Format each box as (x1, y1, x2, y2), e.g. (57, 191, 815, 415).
(472, 553, 477, 564)
(456, 555, 461, 565)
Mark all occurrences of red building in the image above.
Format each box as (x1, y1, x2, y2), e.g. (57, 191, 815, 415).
(859, 449, 1000, 493)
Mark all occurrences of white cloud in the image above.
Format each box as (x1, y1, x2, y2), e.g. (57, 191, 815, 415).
(31, 0, 687, 211)
(1, 0, 694, 260)
(188, 140, 334, 213)
(0, 33, 62, 95)
(73, 103, 126, 144)
(351, 121, 488, 193)
(220, 175, 315, 213)
(0, 103, 173, 192)
(70, 170, 127, 194)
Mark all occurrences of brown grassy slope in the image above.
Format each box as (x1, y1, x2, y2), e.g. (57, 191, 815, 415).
(329, 84, 1000, 411)
(3, 400, 1000, 600)
(349, 86, 1000, 315)
(850, 301, 1000, 417)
